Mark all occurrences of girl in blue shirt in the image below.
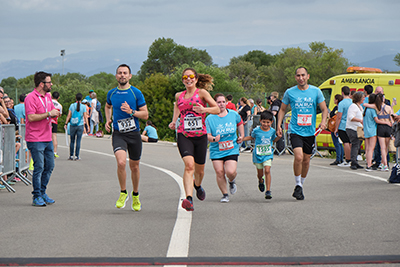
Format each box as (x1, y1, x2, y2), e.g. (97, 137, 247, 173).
(141, 120, 158, 143)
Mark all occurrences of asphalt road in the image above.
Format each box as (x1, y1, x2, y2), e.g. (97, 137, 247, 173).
(1, 134, 399, 266)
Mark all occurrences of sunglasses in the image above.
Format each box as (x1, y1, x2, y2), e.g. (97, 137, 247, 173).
(182, 74, 195, 80)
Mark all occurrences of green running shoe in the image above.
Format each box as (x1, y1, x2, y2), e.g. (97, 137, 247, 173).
(115, 192, 129, 209)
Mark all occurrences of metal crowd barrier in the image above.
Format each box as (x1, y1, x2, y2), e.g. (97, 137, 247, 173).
(15, 124, 32, 185)
(0, 124, 31, 193)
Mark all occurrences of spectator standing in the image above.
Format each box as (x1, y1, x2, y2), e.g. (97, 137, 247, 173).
(25, 71, 60, 206)
(51, 91, 62, 158)
(226, 94, 237, 111)
(329, 94, 344, 165)
(334, 86, 353, 167)
(3, 96, 18, 127)
(345, 92, 364, 170)
(238, 97, 252, 152)
(90, 92, 99, 136)
(267, 92, 284, 153)
(253, 98, 266, 115)
(14, 94, 26, 124)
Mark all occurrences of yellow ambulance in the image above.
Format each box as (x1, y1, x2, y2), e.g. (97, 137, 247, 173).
(316, 67, 400, 150)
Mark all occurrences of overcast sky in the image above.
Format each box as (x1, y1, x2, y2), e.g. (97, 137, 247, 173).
(1, 0, 400, 63)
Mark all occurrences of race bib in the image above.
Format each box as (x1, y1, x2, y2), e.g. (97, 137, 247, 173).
(117, 117, 137, 133)
(297, 114, 312, 126)
(218, 140, 234, 151)
(256, 144, 272, 156)
(184, 116, 202, 131)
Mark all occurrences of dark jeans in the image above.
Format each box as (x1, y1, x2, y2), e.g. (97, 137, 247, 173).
(27, 141, 55, 198)
(346, 128, 360, 166)
(331, 132, 344, 162)
(70, 125, 84, 157)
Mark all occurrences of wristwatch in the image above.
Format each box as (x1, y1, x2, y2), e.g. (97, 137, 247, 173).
(130, 110, 136, 116)
(213, 137, 216, 142)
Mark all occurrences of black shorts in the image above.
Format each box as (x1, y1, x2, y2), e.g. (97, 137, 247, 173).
(112, 130, 142, 161)
(148, 137, 158, 143)
(377, 124, 392, 138)
(211, 154, 239, 162)
(338, 129, 350, 144)
(177, 133, 207, 165)
(290, 134, 315, 155)
(52, 123, 58, 133)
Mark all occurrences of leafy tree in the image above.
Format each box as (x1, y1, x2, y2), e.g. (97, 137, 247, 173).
(394, 53, 400, 67)
(0, 77, 18, 91)
(88, 72, 117, 91)
(138, 38, 213, 81)
(230, 50, 276, 68)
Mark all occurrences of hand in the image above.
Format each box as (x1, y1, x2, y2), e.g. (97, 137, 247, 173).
(50, 109, 60, 118)
(214, 135, 221, 142)
(192, 103, 205, 114)
(105, 120, 112, 132)
(121, 101, 132, 114)
(237, 136, 243, 144)
(276, 127, 282, 138)
(318, 123, 326, 131)
(169, 121, 176, 130)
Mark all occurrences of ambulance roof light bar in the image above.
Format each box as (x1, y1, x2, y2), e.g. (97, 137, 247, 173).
(346, 67, 383, 73)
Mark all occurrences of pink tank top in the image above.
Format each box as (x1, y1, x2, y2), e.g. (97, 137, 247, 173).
(177, 88, 207, 137)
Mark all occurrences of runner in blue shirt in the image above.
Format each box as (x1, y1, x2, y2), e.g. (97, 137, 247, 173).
(243, 110, 280, 200)
(105, 64, 149, 212)
(277, 67, 328, 200)
(206, 93, 244, 203)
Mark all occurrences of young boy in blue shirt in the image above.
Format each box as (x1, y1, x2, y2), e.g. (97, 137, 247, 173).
(243, 110, 280, 199)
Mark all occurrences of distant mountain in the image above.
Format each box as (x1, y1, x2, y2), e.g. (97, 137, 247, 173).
(1, 40, 399, 80)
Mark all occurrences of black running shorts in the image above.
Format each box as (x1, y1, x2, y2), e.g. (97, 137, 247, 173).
(112, 130, 142, 161)
(290, 134, 315, 155)
(177, 133, 208, 165)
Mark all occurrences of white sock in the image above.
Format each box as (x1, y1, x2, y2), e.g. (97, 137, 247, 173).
(295, 175, 302, 186)
(301, 177, 306, 185)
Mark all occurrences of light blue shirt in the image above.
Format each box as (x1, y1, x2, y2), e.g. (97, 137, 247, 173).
(251, 126, 276, 164)
(68, 103, 87, 126)
(206, 110, 242, 159)
(363, 108, 377, 139)
(282, 85, 325, 137)
(144, 125, 158, 139)
(14, 103, 25, 123)
(396, 109, 400, 116)
(337, 98, 352, 131)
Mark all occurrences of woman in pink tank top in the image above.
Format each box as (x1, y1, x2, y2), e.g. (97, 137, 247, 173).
(169, 68, 219, 211)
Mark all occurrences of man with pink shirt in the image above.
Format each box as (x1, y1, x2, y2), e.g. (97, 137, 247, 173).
(25, 71, 60, 206)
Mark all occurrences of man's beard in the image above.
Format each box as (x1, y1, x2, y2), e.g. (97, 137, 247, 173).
(119, 81, 128, 86)
(44, 86, 51, 92)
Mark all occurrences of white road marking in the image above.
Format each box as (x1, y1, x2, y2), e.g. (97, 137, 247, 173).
(59, 146, 192, 261)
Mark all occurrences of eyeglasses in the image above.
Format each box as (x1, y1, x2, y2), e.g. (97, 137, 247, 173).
(182, 74, 195, 80)
(42, 81, 52, 84)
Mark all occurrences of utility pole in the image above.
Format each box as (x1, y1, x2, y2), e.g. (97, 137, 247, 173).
(60, 49, 65, 75)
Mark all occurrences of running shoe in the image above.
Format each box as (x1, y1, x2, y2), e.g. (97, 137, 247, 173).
(0, 184, 5, 190)
(131, 193, 141, 211)
(338, 161, 350, 167)
(115, 192, 129, 209)
(365, 166, 373, 172)
(229, 181, 237, 195)
(182, 199, 194, 211)
(32, 196, 46, 207)
(292, 185, 304, 200)
(220, 195, 229, 203)
(381, 165, 389, 172)
(68, 156, 74, 161)
(378, 163, 383, 170)
(74, 157, 81, 161)
(7, 181, 16, 185)
(196, 186, 206, 201)
(357, 155, 363, 161)
(330, 160, 340, 165)
(12, 178, 21, 182)
(258, 176, 265, 192)
(54, 153, 59, 158)
(42, 193, 55, 204)
(265, 190, 272, 199)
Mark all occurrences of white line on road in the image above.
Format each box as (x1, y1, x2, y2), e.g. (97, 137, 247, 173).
(59, 146, 192, 260)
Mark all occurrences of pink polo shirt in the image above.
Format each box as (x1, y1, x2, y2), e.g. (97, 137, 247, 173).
(25, 89, 55, 142)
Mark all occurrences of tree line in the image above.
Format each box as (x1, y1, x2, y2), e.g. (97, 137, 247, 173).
(1, 38, 351, 140)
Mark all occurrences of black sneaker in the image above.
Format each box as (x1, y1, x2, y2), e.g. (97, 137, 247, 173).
(265, 190, 272, 199)
(292, 185, 304, 200)
(258, 177, 265, 192)
(330, 160, 340, 165)
(371, 162, 380, 170)
(350, 165, 357, 170)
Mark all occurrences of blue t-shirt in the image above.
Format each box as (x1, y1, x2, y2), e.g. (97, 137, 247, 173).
(337, 98, 352, 131)
(206, 110, 242, 159)
(251, 126, 276, 164)
(363, 108, 377, 139)
(396, 109, 400, 116)
(144, 125, 158, 139)
(14, 103, 25, 123)
(282, 85, 325, 137)
(106, 86, 146, 132)
(68, 103, 87, 126)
